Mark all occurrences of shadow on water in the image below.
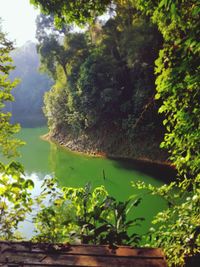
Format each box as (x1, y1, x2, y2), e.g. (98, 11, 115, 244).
(108, 156, 177, 183)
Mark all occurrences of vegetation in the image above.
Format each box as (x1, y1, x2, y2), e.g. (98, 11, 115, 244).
(132, 0, 200, 265)
(33, 179, 143, 246)
(0, 0, 199, 266)
(0, 22, 34, 239)
(30, 0, 200, 266)
(36, 8, 165, 160)
(0, 15, 144, 246)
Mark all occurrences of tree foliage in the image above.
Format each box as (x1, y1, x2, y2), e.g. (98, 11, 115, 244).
(30, 0, 111, 25)
(132, 1, 200, 266)
(135, 0, 200, 179)
(0, 161, 34, 239)
(0, 23, 34, 239)
(37, 9, 163, 148)
(0, 28, 22, 157)
(132, 177, 200, 266)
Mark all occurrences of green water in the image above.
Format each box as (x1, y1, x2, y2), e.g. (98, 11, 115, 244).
(14, 127, 166, 237)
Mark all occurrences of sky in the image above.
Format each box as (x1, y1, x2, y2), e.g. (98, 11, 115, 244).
(0, 0, 39, 47)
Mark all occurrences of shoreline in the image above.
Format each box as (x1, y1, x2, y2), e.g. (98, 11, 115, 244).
(41, 132, 107, 158)
(41, 132, 175, 170)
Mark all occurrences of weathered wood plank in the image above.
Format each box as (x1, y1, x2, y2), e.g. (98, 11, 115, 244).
(0, 242, 165, 257)
(0, 257, 166, 267)
(0, 241, 167, 267)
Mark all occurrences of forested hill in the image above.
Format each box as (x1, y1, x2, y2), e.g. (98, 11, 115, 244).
(37, 8, 169, 162)
(9, 42, 52, 127)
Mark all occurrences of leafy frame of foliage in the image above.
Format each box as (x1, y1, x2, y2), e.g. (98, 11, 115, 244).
(0, 23, 34, 239)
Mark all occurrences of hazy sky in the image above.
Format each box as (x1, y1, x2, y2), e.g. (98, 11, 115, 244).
(0, 0, 39, 46)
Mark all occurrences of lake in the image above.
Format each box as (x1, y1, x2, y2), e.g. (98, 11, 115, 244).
(11, 127, 172, 238)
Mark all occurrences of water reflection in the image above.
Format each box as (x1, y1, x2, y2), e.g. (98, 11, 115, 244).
(18, 172, 52, 239)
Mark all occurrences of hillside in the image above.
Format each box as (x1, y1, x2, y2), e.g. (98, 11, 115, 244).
(10, 41, 52, 127)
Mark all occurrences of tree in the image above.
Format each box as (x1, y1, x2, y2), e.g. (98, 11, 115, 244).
(0, 27, 21, 157)
(38, 9, 163, 147)
(0, 21, 34, 239)
(40, 29, 89, 134)
(30, 0, 111, 25)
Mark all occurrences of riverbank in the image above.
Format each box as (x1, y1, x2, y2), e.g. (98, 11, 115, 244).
(41, 131, 176, 182)
(41, 132, 106, 158)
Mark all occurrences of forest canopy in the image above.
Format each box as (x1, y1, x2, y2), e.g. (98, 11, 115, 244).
(35, 5, 165, 161)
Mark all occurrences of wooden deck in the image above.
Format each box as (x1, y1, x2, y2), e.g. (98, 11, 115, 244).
(0, 241, 167, 267)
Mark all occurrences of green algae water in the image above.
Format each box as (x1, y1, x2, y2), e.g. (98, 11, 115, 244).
(12, 127, 171, 238)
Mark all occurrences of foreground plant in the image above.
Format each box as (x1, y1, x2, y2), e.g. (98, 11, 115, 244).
(132, 176, 200, 266)
(0, 162, 34, 239)
(33, 179, 144, 245)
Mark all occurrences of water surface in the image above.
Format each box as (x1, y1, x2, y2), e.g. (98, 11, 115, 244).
(14, 127, 167, 237)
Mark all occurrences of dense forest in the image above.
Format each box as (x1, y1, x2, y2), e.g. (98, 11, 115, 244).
(9, 42, 52, 127)
(0, 0, 199, 266)
(37, 9, 167, 161)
